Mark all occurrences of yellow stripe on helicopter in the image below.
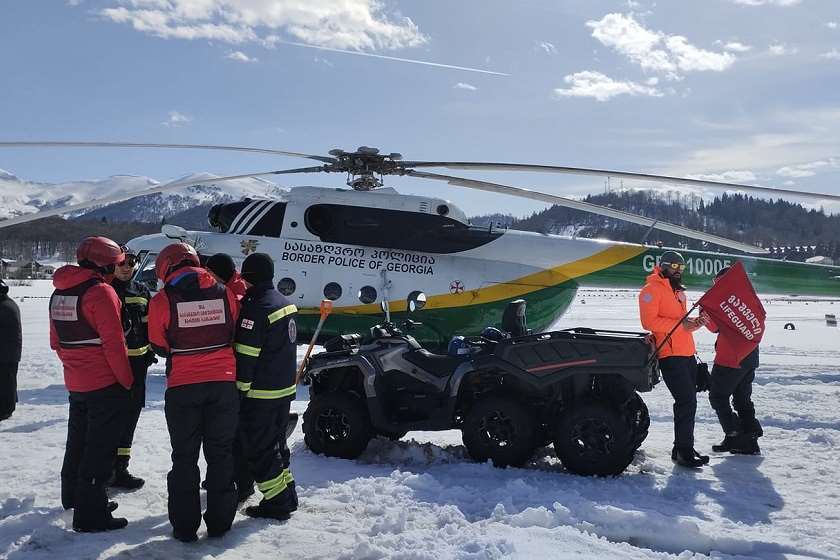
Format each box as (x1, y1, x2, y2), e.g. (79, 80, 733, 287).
(297, 244, 646, 315)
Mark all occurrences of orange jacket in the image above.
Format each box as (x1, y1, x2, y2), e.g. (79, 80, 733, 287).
(639, 267, 696, 358)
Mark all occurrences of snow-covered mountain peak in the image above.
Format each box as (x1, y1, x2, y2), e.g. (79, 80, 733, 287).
(0, 169, 286, 222)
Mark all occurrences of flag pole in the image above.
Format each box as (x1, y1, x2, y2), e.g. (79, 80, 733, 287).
(647, 302, 699, 366)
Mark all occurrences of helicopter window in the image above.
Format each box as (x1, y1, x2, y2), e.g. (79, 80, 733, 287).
(303, 204, 503, 254)
(208, 199, 287, 237)
(358, 285, 377, 304)
(323, 282, 342, 301)
(134, 253, 158, 292)
(305, 205, 335, 236)
(278, 277, 296, 296)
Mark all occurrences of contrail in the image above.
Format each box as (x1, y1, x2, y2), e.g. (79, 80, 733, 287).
(276, 39, 509, 76)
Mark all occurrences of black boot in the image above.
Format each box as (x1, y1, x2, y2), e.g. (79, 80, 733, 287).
(110, 456, 145, 490)
(729, 434, 761, 455)
(671, 447, 710, 468)
(741, 417, 764, 438)
(712, 433, 739, 453)
(244, 501, 292, 521)
(72, 479, 128, 532)
(172, 529, 198, 543)
(237, 482, 255, 504)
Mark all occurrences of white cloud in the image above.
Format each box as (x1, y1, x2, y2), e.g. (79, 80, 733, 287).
(688, 170, 758, 182)
(454, 82, 478, 91)
(586, 13, 735, 79)
(161, 110, 192, 127)
(827, 22, 838, 29)
(777, 158, 840, 178)
(226, 50, 257, 63)
(313, 56, 334, 67)
(730, 0, 801, 5)
(820, 49, 840, 60)
(768, 43, 797, 55)
(538, 41, 557, 55)
(554, 71, 662, 102)
(723, 41, 752, 53)
(98, 0, 427, 51)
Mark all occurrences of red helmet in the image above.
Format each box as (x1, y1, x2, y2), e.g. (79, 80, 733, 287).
(155, 243, 199, 281)
(76, 237, 125, 268)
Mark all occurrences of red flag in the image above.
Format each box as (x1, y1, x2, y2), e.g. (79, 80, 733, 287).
(698, 262, 766, 368)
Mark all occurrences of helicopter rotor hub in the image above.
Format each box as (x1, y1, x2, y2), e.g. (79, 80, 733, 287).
(324, 146, 406, 190)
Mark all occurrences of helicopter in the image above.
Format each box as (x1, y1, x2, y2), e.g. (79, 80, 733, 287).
(1, 141, 839, 347)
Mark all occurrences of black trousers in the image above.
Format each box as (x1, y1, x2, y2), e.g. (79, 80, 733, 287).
(709, 365, 758, 435)
(60, 384, 129, 519)
(0, 362, 18, 419)
(240, 396, 296, 510)
(116, 359, 149, 467)
(659, 356, 698, 449)
(164, 381, 239, 536)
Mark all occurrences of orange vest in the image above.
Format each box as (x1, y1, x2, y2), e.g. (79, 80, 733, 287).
(638, 268, 696, 358)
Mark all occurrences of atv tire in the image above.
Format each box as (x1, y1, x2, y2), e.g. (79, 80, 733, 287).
(462, 396, 537, 468)
(626, 393, 650, 451)
(554, 400, 635, 476)
(303, 393, 372, 459)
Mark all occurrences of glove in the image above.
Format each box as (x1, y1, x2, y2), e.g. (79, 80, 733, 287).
(695, 361, 711, 392)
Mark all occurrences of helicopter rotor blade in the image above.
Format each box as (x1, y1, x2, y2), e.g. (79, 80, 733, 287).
(406, 170, 768, 254)
(0, 166, 325, 229)
(402, 161, 840, 203)
(0, 141, 338, 164)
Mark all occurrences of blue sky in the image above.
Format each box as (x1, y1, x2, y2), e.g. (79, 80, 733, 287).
(1, 0, 839, 216)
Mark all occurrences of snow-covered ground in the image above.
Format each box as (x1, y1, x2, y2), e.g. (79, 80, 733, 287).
(1, 283, 839, 559)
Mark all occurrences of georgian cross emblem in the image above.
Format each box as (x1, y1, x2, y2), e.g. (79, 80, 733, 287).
(240, 239, 259, 255)
(450, 280, 464, 294)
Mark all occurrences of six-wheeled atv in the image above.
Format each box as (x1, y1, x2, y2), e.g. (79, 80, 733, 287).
(301, 294, 659, 476)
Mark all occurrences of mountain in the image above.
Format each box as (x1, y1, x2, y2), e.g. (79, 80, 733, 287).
(0, 170, 286, 224)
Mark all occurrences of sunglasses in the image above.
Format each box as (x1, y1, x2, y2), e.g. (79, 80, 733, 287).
(663, 262, 686, 271)
(118, 255, 138, 267)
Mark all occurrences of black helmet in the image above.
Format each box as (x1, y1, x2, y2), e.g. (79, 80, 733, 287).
(659, 251, 685, 266)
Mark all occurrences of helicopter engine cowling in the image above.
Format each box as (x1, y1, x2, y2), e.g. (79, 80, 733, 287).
(208, 198, 286, 236)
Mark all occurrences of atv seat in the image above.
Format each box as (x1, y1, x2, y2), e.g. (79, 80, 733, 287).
(501, 299, 528, 337)
(404, 349, 469, 378)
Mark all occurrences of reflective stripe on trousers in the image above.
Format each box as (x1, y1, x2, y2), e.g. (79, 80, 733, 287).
(257, 468, 294, 500)
(246, 384, 296, 400)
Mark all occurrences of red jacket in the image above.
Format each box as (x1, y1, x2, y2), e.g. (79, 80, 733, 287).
(50, 266, 133, 392)
(227, 271, 249, 301)
(704, 316, 758, 369)
(148, 266, 240, 389)
(638, 267, 696, 358)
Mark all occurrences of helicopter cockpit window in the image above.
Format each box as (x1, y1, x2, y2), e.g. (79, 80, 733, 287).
(303, 204, 503, 254)
(134, 252, 158, 292)
(208, 199, 287, 237)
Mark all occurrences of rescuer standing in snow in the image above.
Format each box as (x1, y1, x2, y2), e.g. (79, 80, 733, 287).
(233, 253, 300, 520)
(108, 246, 154, 490)
(702, 266, 763, 455)
(148, 242, 240, 542)
(51, 237, 133, 532)
(0, 278, 22, 421)
(205, 251, 253, 500)
(639, 251, 709, 468)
